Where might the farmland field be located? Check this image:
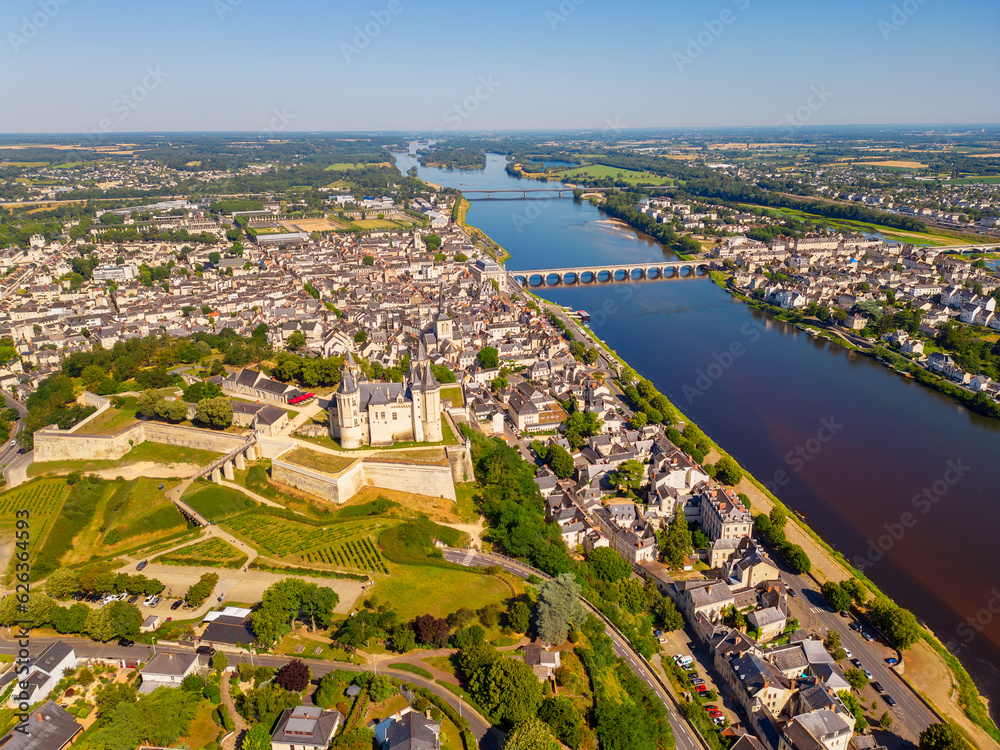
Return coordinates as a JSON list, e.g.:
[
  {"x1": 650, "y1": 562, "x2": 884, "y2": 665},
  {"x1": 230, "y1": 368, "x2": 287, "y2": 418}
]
[
  {"x1": 155, "y1": 537, "x2": 248, "y2": 569},
  {"x1": 556, "y1": 163, "x2": 672, "y2": 185},
  {"x1": 351, "y1": 219, "x2": 400, "y2": 230},
  {"x1": 224, "y1": 511, "x2": 393, "y2": 572},
  {"x1": 0, "y1": 479, "x2": 69, "y2": 582}
]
